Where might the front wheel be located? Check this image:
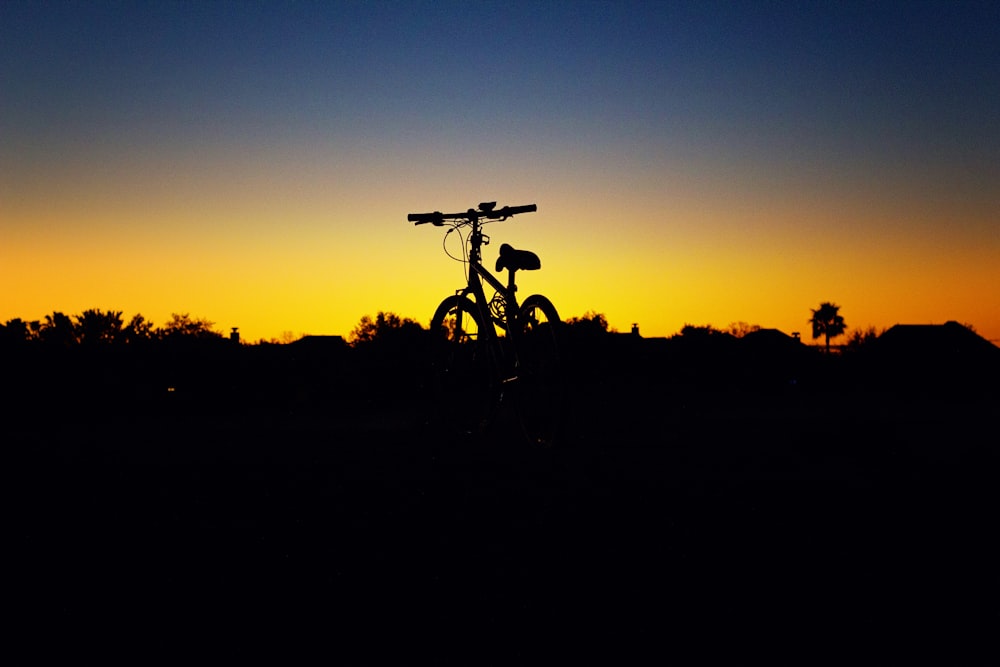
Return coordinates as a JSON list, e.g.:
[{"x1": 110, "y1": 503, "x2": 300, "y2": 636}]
[
  {"x1": 428, "y1": 296, "x2": 495, "y2": 437},
  {"x1": 511, "y1": 294, "x2": 564, "y2": 446}
]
